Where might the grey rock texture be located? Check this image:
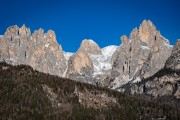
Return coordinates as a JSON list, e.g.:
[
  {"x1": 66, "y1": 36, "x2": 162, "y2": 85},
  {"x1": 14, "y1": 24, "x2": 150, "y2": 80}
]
[
  {"x1": 66, "y1": 40, "x2": 96, "y2": 84},
  {"x1": 0, "y1": 25, "x2": 67, "y2": 76},
  {"x1": 0, "y1": 20, "x2": 178, "y2": 96},
  {"x1": 121, "y1": 39, "x2": 180, "y2": 98},
  {"x1": 80, "y1": 39, "x2": 102, "y2": 55},
  {"x1": 129, "y1": 73, "x2": 179, "y2": 97},
  {"x1": 165, "y1": 40, "x2": 180, "y2": 70},
  {"x1": 66, "y1": 40, "x2": 118, "y2": 85},
  {"x1": 108, "y1": 20, "x2": 172, "y2": 89},
  {"x1": 90, "y1": 45, "x2": 118, "y2": 86}
]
